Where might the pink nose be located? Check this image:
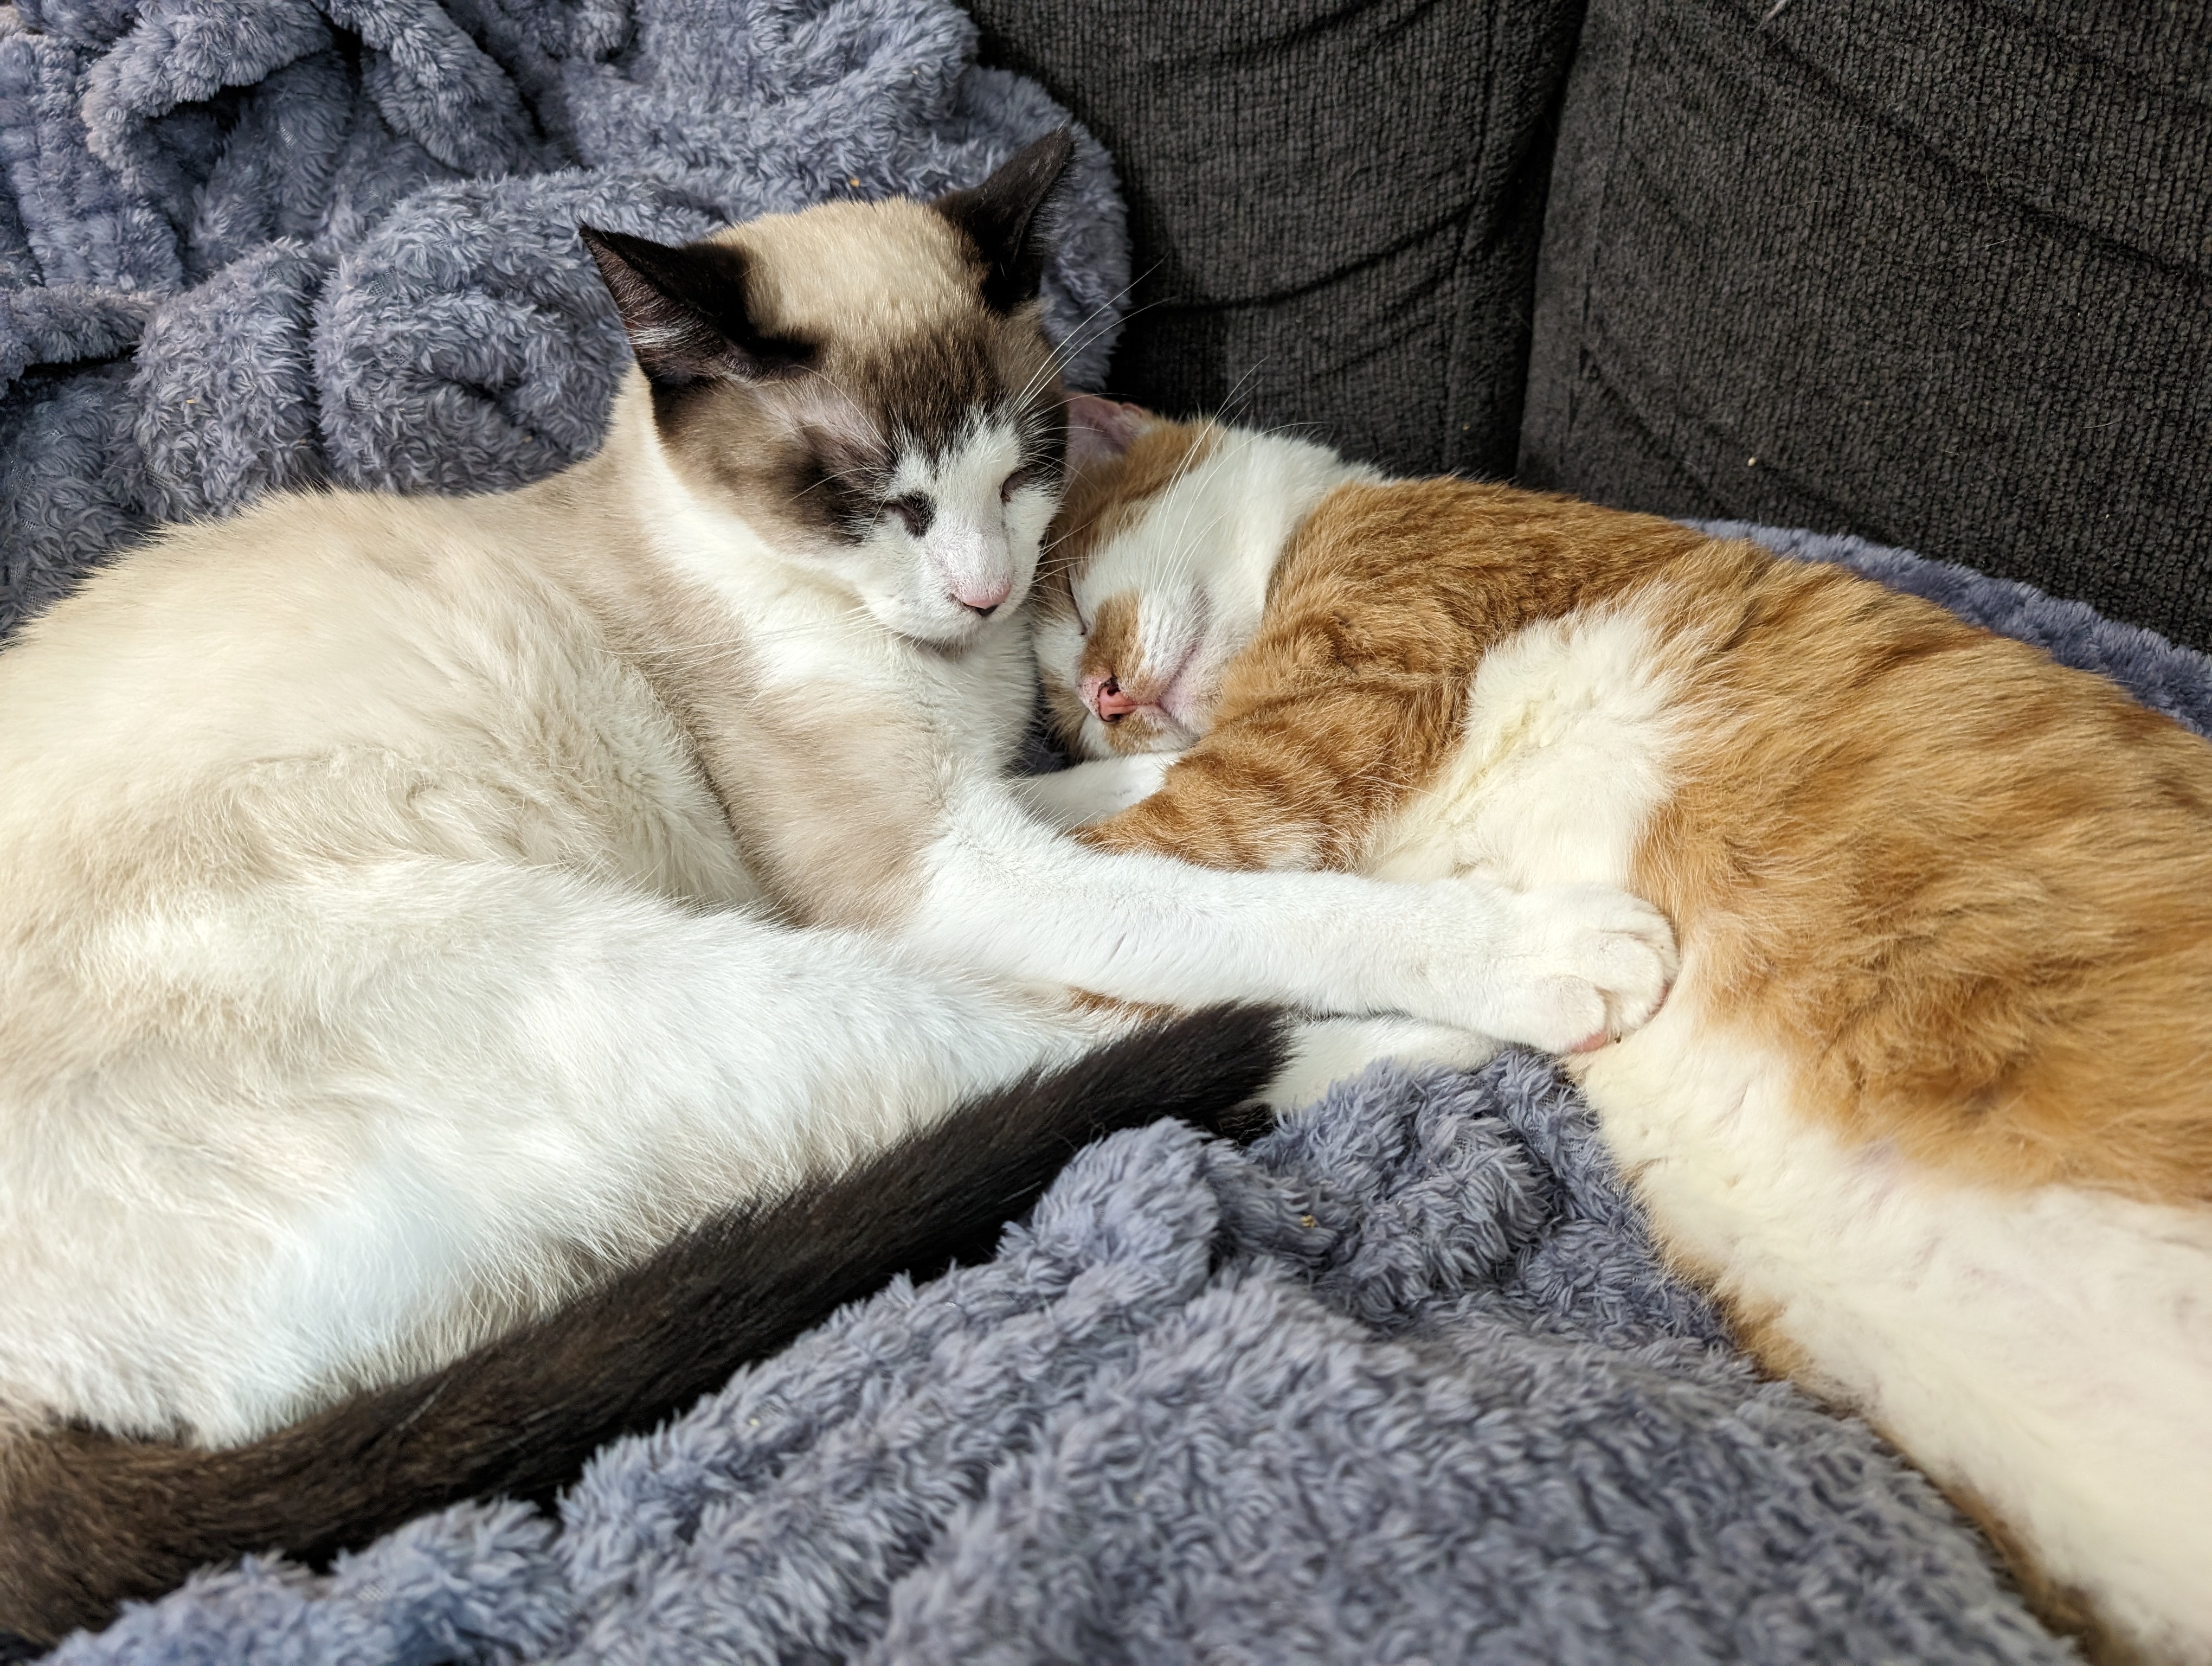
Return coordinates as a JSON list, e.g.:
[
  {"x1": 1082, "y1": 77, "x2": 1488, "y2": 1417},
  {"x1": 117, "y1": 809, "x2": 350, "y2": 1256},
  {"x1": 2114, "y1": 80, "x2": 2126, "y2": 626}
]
[
  {"x1": 954, "y1": 574, "x2": 1013, "y2": 613},
  {"x1": 1084, "y1": 674, "x2": 1142, "y2": 722}
]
